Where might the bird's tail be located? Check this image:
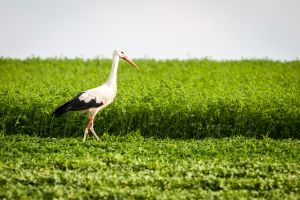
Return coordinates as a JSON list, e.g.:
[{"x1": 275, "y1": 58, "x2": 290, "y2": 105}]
[{"x1": 53, "y1": 101, "x2": 72, "y2": 117}]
